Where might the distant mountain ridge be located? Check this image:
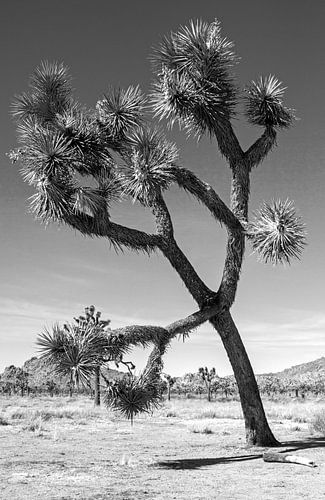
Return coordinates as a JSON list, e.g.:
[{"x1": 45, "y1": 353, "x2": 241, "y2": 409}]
[{"x1": 266, "y1": 357, "x2": 325, "y2": 378}]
